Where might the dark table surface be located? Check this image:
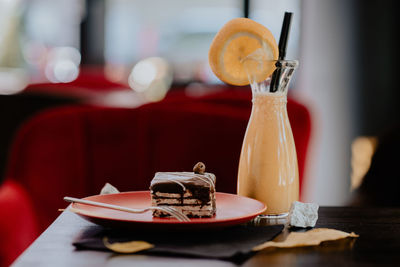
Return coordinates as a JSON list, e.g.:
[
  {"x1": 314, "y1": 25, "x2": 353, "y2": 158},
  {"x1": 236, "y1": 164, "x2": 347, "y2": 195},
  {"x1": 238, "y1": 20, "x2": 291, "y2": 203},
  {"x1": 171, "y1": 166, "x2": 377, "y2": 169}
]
[{"x1": 11, "y1": 206, "x2": 400, "y2": 266}]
